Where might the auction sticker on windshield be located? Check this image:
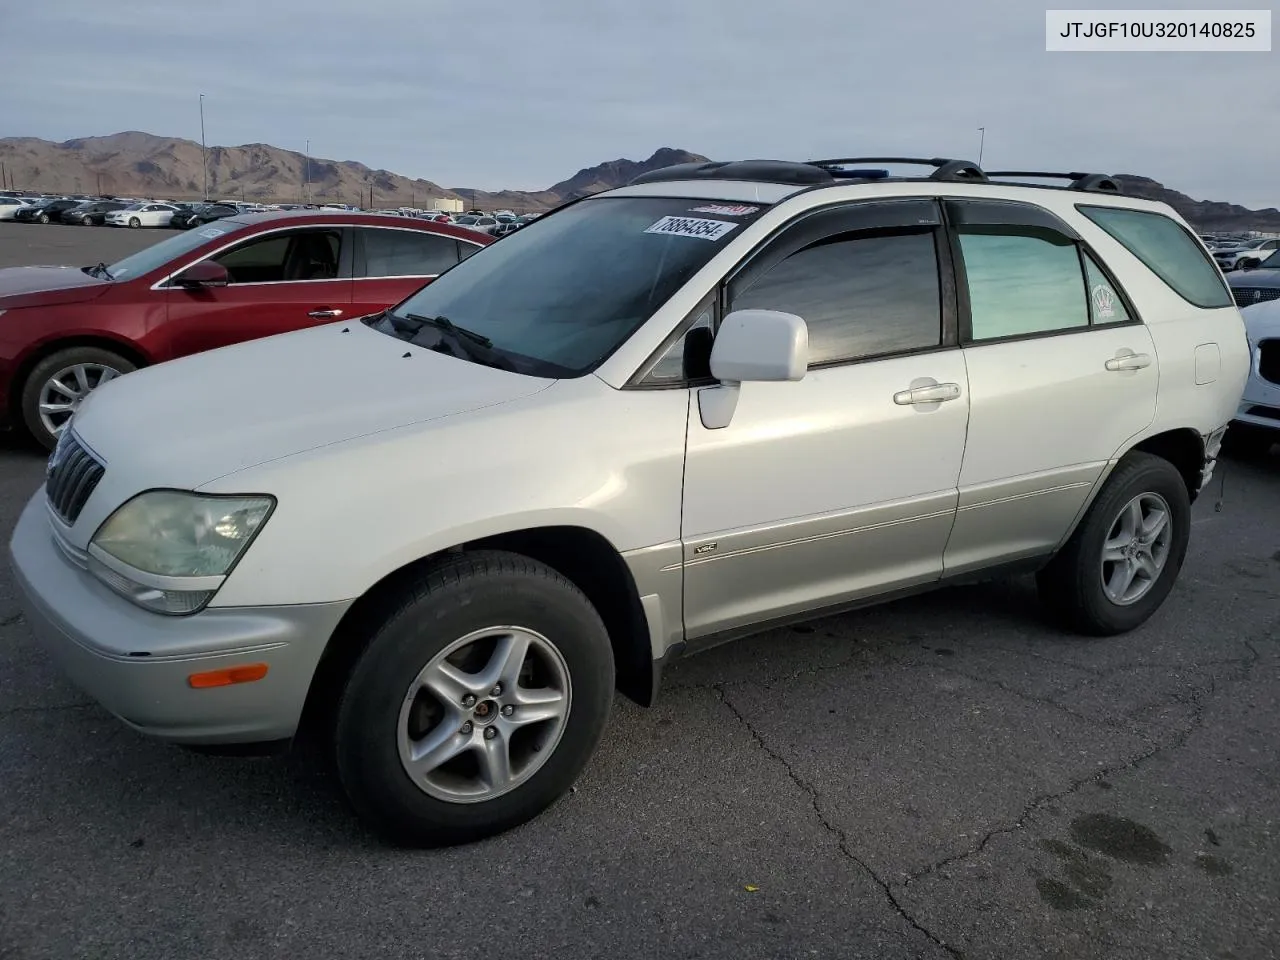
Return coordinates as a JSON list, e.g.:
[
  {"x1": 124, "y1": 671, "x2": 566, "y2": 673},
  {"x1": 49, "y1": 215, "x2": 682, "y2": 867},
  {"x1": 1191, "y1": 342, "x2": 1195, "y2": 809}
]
[
  {"x1": 689, "y1": 204, "x2": 759, "y2": 216},
  {"x1": 645, "y1": 216, "x2": 739, "y2": 241}
]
